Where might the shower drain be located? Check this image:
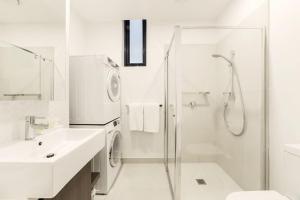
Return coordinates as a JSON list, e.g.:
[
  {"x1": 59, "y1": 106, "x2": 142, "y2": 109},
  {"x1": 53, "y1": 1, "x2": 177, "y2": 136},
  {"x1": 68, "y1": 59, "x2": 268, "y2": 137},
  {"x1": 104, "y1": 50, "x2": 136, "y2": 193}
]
[{"x1": 196, "y1": 179, "x2": 207, "y2": 185}]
